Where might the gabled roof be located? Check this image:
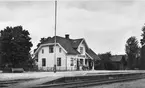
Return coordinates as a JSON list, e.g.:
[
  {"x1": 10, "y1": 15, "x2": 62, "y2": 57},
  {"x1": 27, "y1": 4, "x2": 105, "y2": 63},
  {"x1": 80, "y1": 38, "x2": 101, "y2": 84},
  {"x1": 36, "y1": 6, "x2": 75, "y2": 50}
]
[
  {"x1": 86, "y1": 48, "x2": 101, "y2": 60},
  {"x1": 34, "y1": 35, "x2": 99, "y2": 60},
  {"x1": 70, "y1": 39, "x2": 83, "y2": 48},
  {"x1": 42, "y1": 36, "x2": 81, "y2": 55}
]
